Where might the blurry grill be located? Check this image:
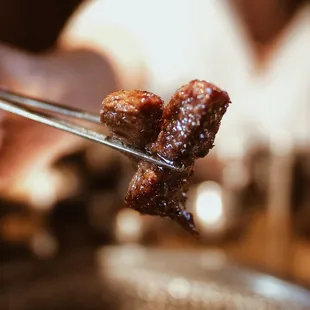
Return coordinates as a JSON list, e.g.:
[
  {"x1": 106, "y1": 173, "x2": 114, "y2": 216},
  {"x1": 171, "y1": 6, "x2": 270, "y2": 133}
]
[
  {"x1": 101, "y1": 246, "x2": 310, "y2": 310},
  {"x1": 1, "y1": 246, "x2": 309, "y2": 310}
]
